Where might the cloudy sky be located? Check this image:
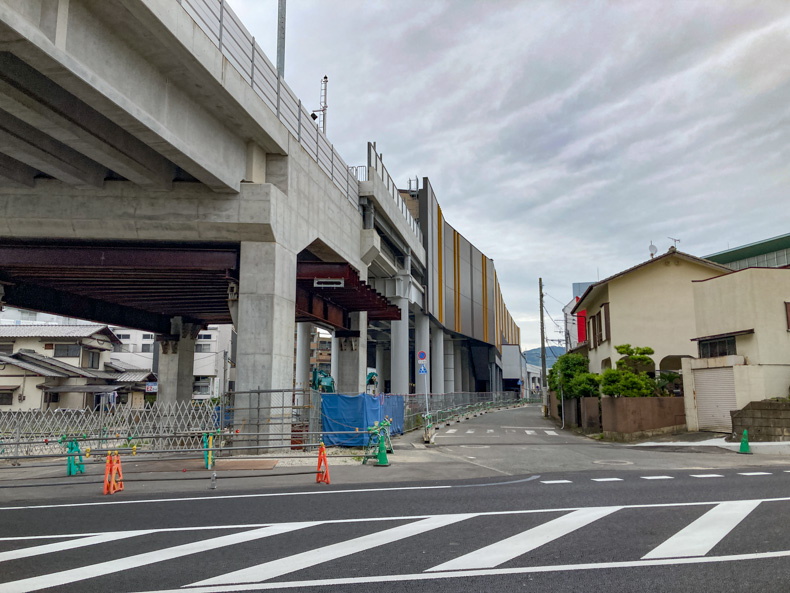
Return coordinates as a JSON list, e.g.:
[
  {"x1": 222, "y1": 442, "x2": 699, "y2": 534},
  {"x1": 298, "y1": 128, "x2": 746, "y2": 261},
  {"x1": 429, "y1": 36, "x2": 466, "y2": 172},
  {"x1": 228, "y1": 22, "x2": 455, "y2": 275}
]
[{"x1": 229, "y1": 0, "x2": 790, "y2": 351}]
